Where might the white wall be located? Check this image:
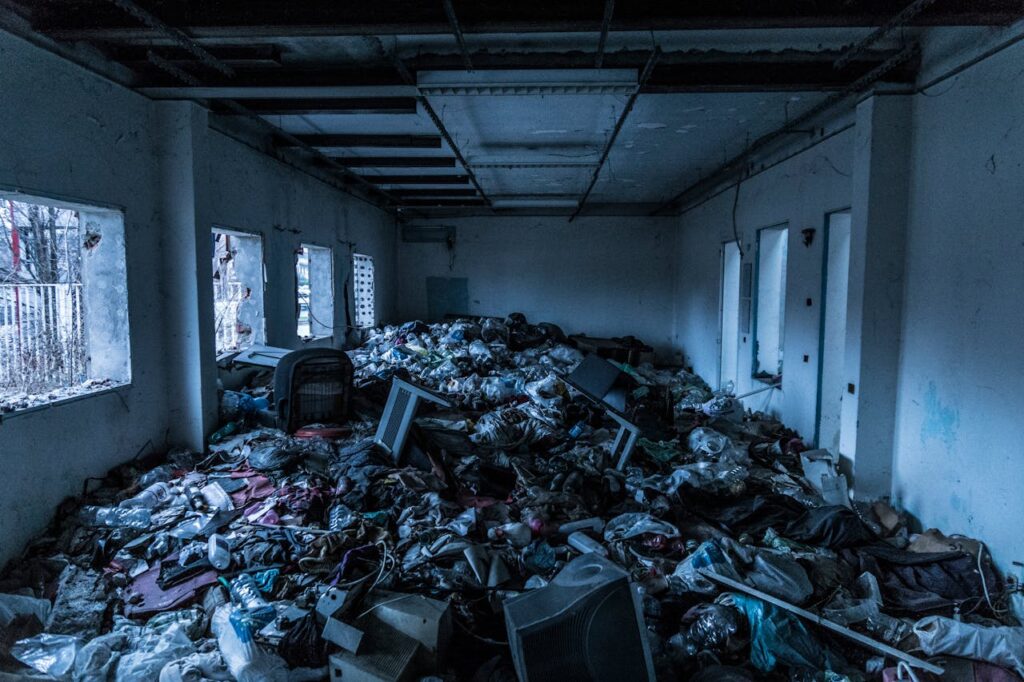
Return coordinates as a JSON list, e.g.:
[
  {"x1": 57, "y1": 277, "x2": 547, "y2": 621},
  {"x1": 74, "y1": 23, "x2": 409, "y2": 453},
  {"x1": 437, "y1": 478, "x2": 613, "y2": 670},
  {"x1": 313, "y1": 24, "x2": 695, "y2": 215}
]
[
  {"x1": 0, "y1": 30, "x2": 397, "y2": 566},
  {"x1": 397, "y1": 216, "x2": 678, "y2": 357},
  {"x1": 890, "y1": 34, "x2": 1024, "y2": 573},
  {"x1": 673, "y1": 129, "x2": 854, "y2": 438}
]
